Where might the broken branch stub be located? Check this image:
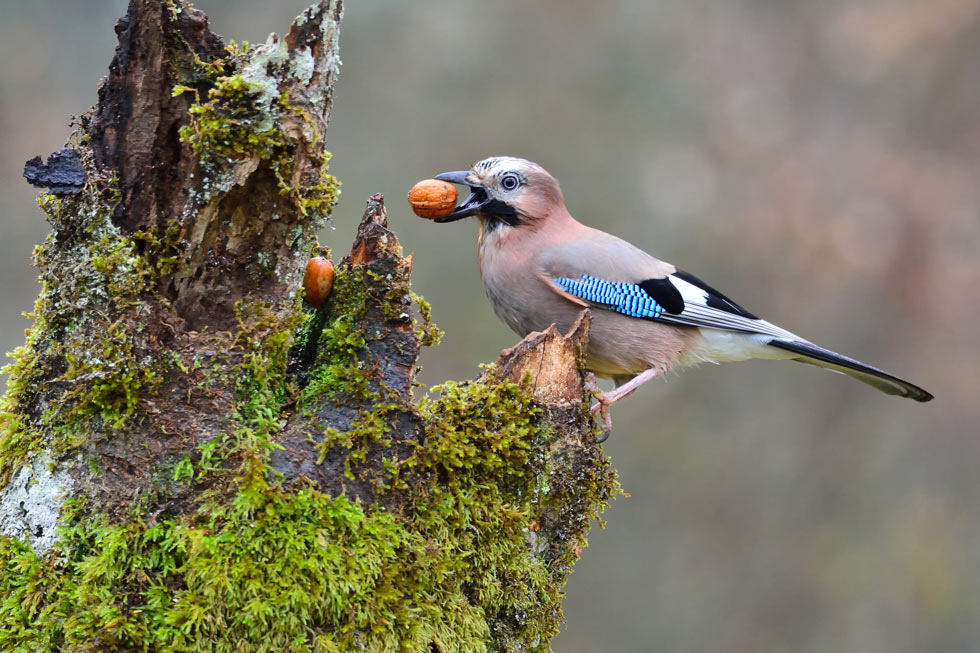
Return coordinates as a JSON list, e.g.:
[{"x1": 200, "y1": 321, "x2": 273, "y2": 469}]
[{"x1": 491, "y1": 310, "x2": 592, "y2": 406}]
